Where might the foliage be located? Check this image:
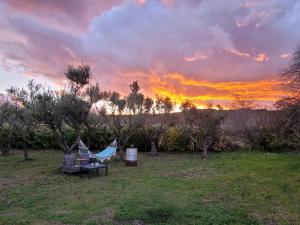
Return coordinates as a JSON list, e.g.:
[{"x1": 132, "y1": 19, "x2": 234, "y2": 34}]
[
  {"x1": 107, "y1": 87, "x2": 139, "y2": 153},
  {"x1": 127, "y1": 128, "x2": 151, "y2": 151},
  {"x1": 7, "y1": 65, "x2": 104, "y2": 154},
  {"x1": 181, "y1": 100, "x2": 225, "y2": 158},
  {"x1": 2, "y1": 60, "x2": 300, "y2": 156},
  {"x1": 0, "y1": 96, "x2": 14, "y2": 155},
  {"x1": 141, "y1": 96, "x2": 175, "y2": 154},
  {"x1": 83, "y1": 107, "x2": 107, "y2": 149},
  {"x1": 27, "y1": 126, "x2": 57, "y2": 149},
  {"x1": 160, "y1": 126, "x2": 190, "y2": 151}
]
